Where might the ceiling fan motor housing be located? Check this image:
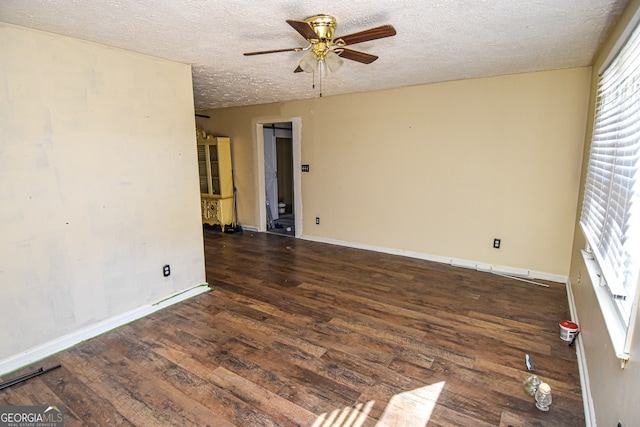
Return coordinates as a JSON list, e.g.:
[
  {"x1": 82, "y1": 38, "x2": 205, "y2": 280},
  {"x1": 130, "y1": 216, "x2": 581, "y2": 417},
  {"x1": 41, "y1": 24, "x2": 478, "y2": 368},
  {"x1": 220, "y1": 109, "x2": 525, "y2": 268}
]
[{"x1": 305, "y1": 15, "x2": 337, "y2": 41}]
